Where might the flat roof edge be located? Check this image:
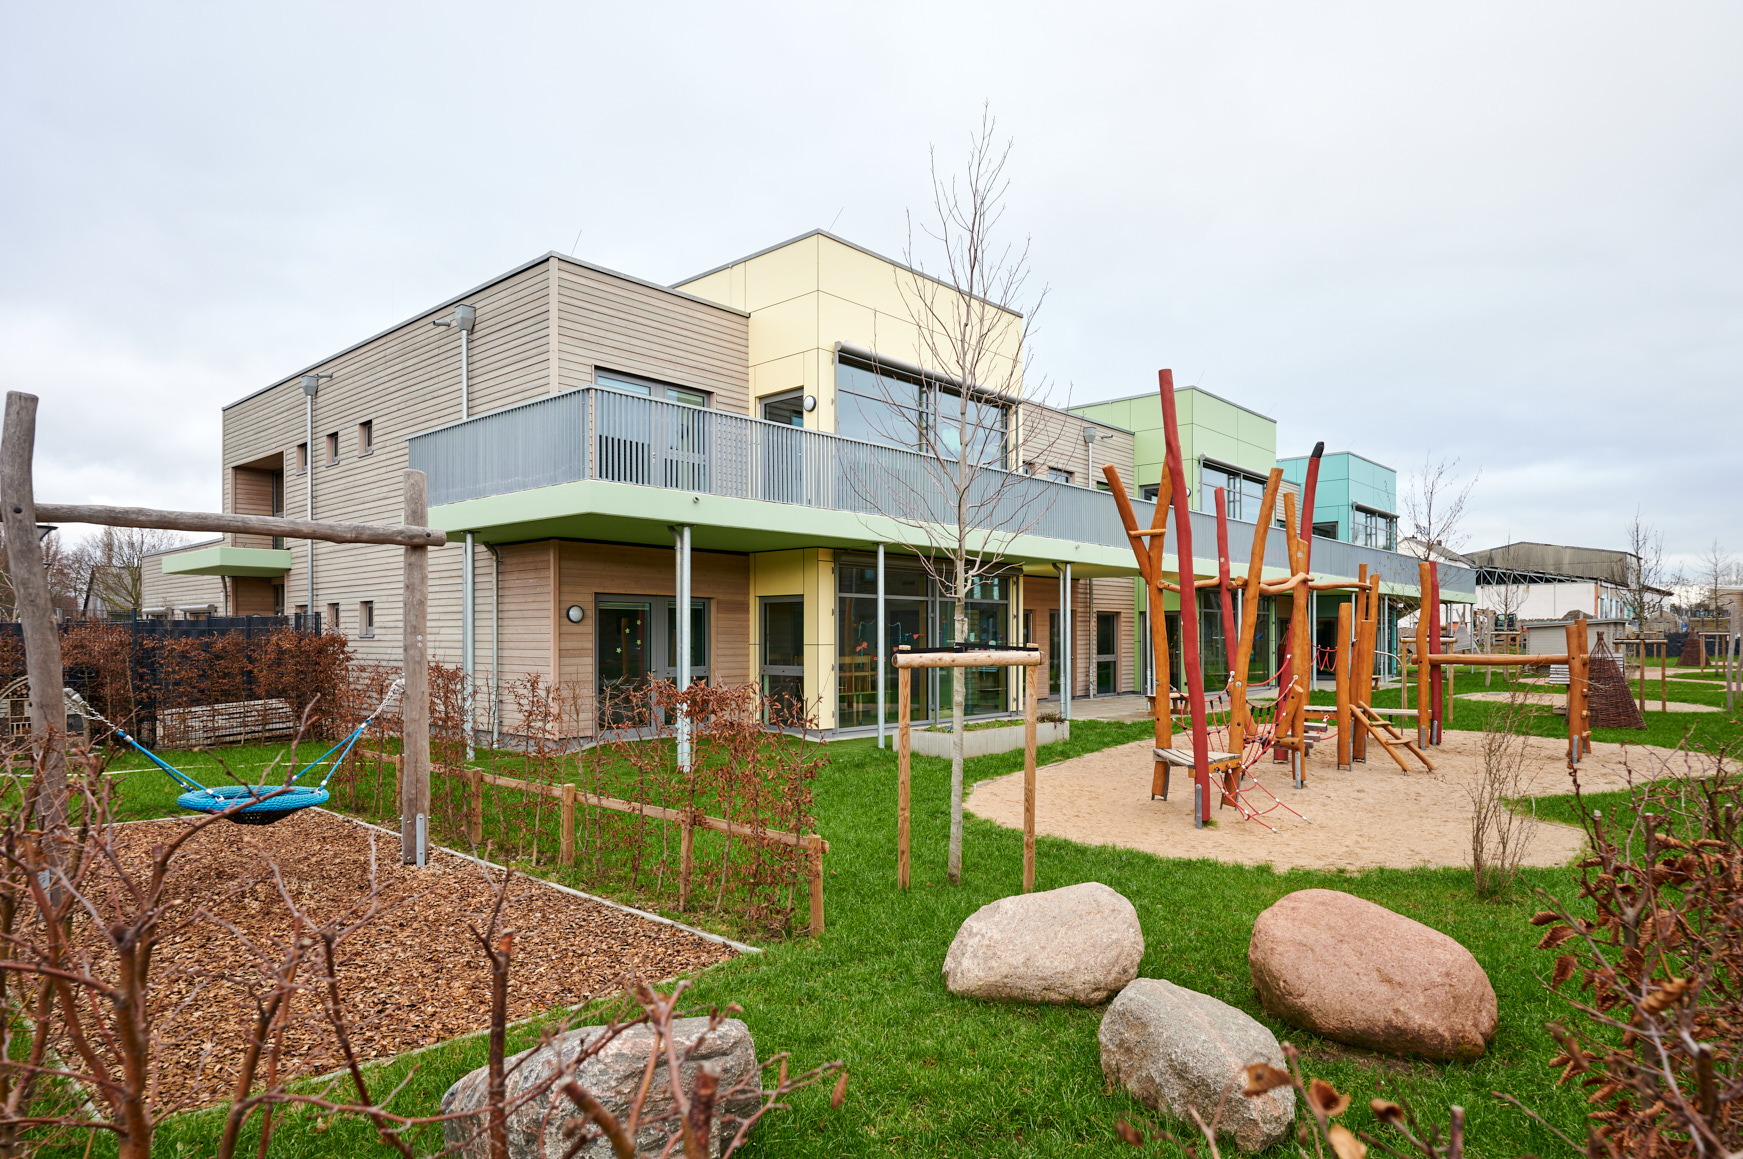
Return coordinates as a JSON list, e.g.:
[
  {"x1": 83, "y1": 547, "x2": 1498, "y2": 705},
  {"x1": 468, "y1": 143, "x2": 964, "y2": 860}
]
[
  {"x1": 1070, "y1": 385, "x2": 1275, "y2": 423},
  {"x1": 673, "y1": 229, "x2": 1024, "y2": 320},
  {"x1": 224, "y1": 252, "x2": 750, "y2": 412}
]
